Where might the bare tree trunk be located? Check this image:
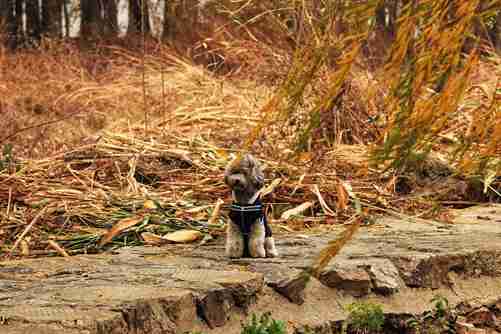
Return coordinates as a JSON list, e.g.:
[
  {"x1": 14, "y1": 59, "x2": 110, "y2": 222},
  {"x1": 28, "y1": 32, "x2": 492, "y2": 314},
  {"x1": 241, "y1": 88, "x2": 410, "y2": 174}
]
[
  {"x1": 63, "y1": 0, "x2": 70, "y2": 37},
  {"x1": 163, "y1": 0, "x2": 178, "y2": 38},
  {"x1": 15, "y1": 0, "x2": 23, "y2": 40},
  {"x1": 1, "y1": 0, "x2": 18, "y2": 48},
  {"x1": 103, "y1": 0, "x2": 118, "y2": 35},
  {"x1": 0, "y1": 1, "x2": 8, "y2": 23},
  {"x1": 81, "y1": 0, "x2": 102, "y2": 37},
  {"x1": 376, "y1": 0, "x2": 398, "y2": 40},
  {"x1": 42, "y1": 0, "x2": 62, "y2": 37},
  {"x1": 128, "y1": 0, "x2": 149, "y2": 35},
  {"x1": 25, "y1": 0, "x2": 41, "y2": 43}
]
